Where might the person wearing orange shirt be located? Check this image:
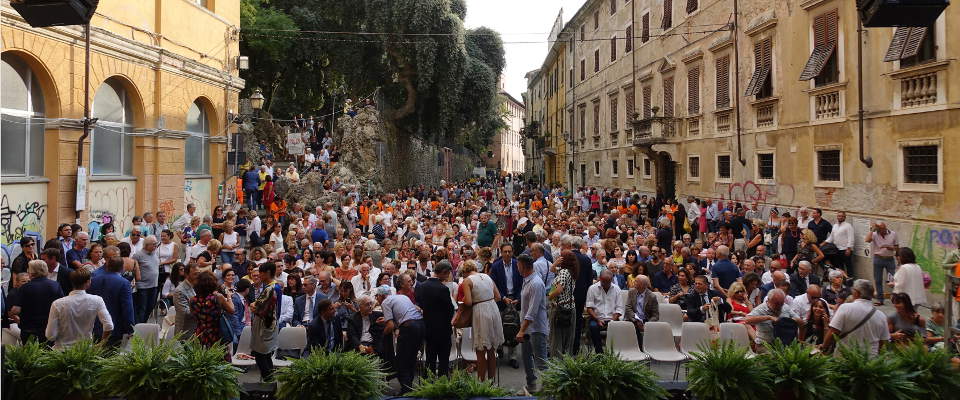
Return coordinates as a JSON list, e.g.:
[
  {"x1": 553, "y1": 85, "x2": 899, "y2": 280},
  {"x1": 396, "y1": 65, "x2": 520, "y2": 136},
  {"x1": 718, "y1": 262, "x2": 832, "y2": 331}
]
[
  {"x1": 270, "y1": 195, "x2": 288, "y2": 224},
  {"x1": 358, "y1": 201, "x2": 371, "y2": 233}
]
